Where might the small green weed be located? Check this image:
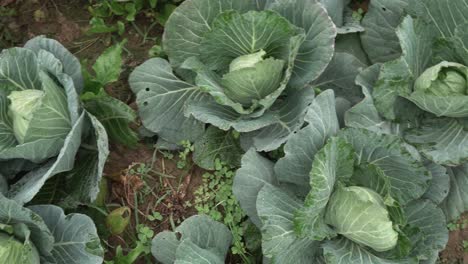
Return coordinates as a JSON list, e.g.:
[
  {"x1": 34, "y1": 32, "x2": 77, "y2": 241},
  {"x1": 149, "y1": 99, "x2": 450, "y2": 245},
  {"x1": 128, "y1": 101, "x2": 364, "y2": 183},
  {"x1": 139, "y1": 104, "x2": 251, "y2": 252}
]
[
  {"x1": 194, "y1": 159, "x2": 250, "y2": 262},
  {"x1": 87, "y1": 0, "x2": 181, "y2": 40},
  {"x1": 105, "y1": 224, "x2": 153, "y2": 264},
  {"x1": 177, "y1": 140, "x2": 194, "y2": 169},
  {"x1": 352, "y1": 8, "x2": 365, "y2": 21},
  {"x1": 147, "y1": 211, "x2": 163, "y2": 222},
  {"x1": 447, "y1": 217, "x2": 468, "y2": 231}
]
